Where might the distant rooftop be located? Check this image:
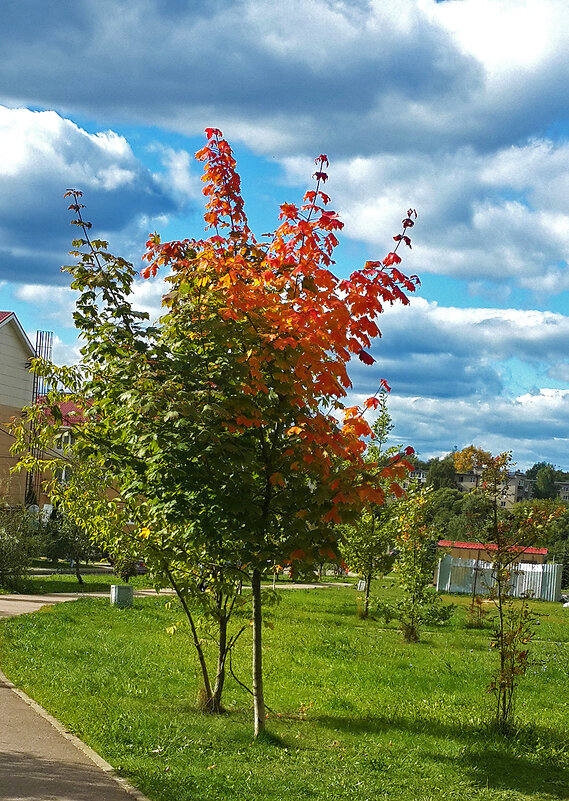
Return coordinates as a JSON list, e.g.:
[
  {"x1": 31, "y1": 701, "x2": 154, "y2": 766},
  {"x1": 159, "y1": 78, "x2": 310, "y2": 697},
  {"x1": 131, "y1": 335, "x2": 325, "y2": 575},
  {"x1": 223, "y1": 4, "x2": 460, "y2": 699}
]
[{"x1": 438, "y1": 539, "x2": 547, "y2": 555}]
